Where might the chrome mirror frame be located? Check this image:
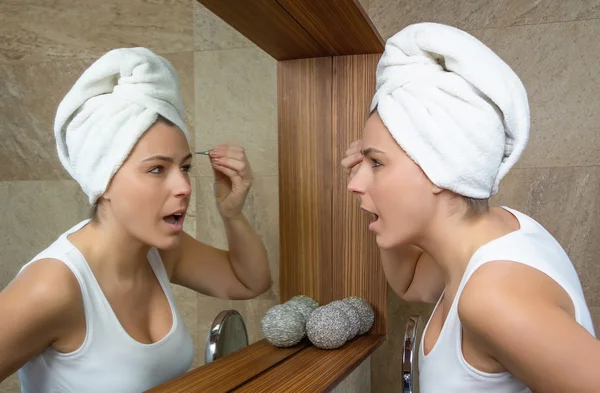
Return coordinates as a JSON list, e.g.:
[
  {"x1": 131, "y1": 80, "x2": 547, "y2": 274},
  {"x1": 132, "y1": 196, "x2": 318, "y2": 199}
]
[
  {"x1": 205, "y1": 309, "x2": 249, "y2": 364},
  {"x1": 402, "y1": 315, "x2": 422, "y2": 393}
]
